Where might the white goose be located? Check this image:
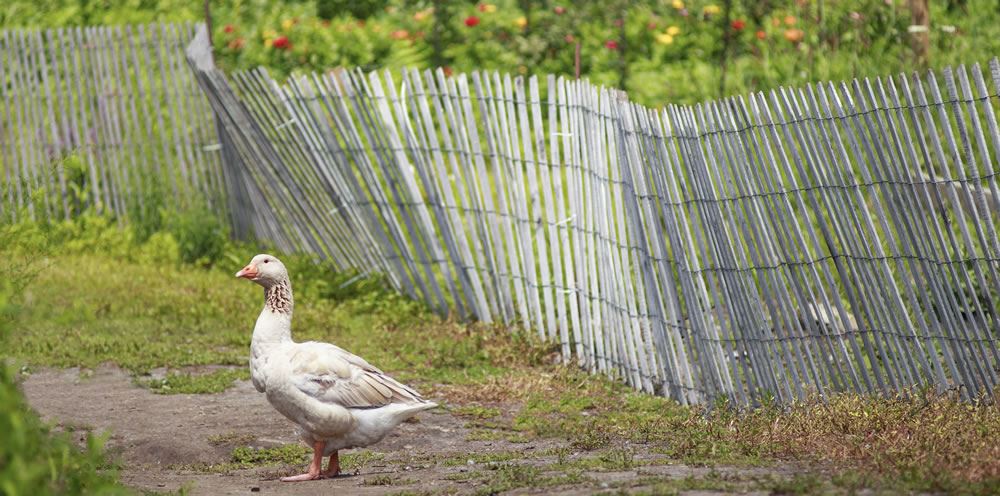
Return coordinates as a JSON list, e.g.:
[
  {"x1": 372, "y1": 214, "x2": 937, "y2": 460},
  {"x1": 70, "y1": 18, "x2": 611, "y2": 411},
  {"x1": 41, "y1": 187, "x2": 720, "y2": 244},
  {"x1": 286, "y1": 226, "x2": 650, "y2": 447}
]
[{"x1": 235, "y1": 254, "x2": 437, "y2": 482}]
